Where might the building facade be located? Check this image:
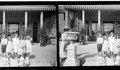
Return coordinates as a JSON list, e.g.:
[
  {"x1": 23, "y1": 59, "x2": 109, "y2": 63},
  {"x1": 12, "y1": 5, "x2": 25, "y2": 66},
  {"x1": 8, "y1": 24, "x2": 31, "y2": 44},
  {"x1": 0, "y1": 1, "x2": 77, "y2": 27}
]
[
  {"x1": 59, "y1": 5, "x2": 120, "y2": 40},
  {"x1": 0, "y1": 5, "x2": 56, "y2": 43}
]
